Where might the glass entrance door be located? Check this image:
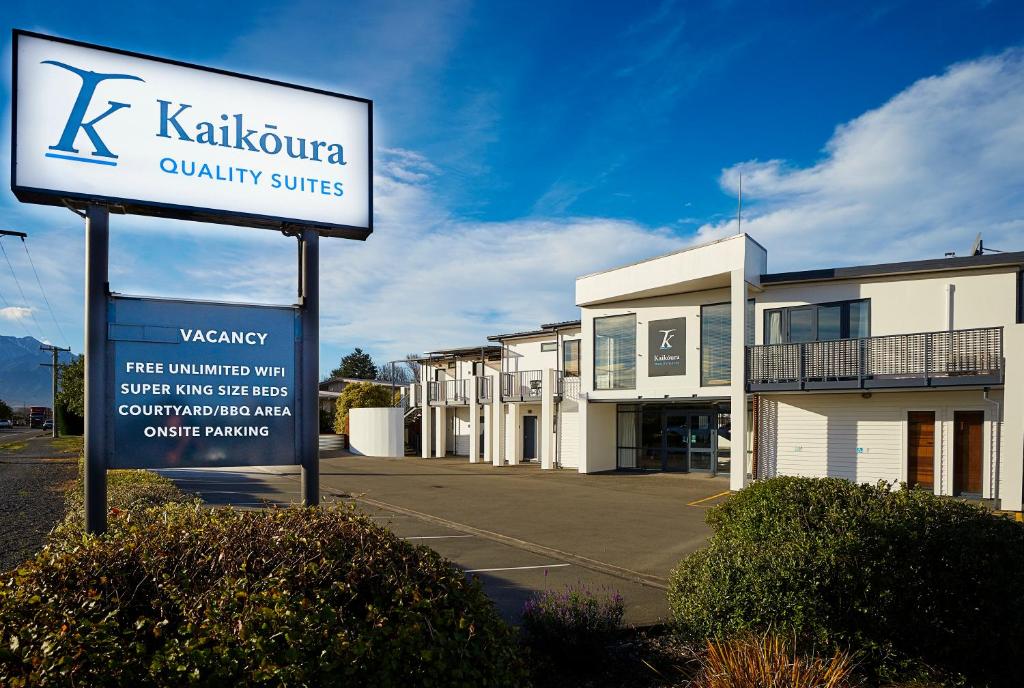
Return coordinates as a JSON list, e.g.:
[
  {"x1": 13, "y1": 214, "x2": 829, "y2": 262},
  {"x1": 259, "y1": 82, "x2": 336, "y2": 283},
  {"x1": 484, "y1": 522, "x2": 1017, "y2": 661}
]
[
  {"x1": 687, "y1": 413, "x2": 714, "y2": 472},
  {"x1": 664, "y1": 413, "x2": 689, "y2": 471}
]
